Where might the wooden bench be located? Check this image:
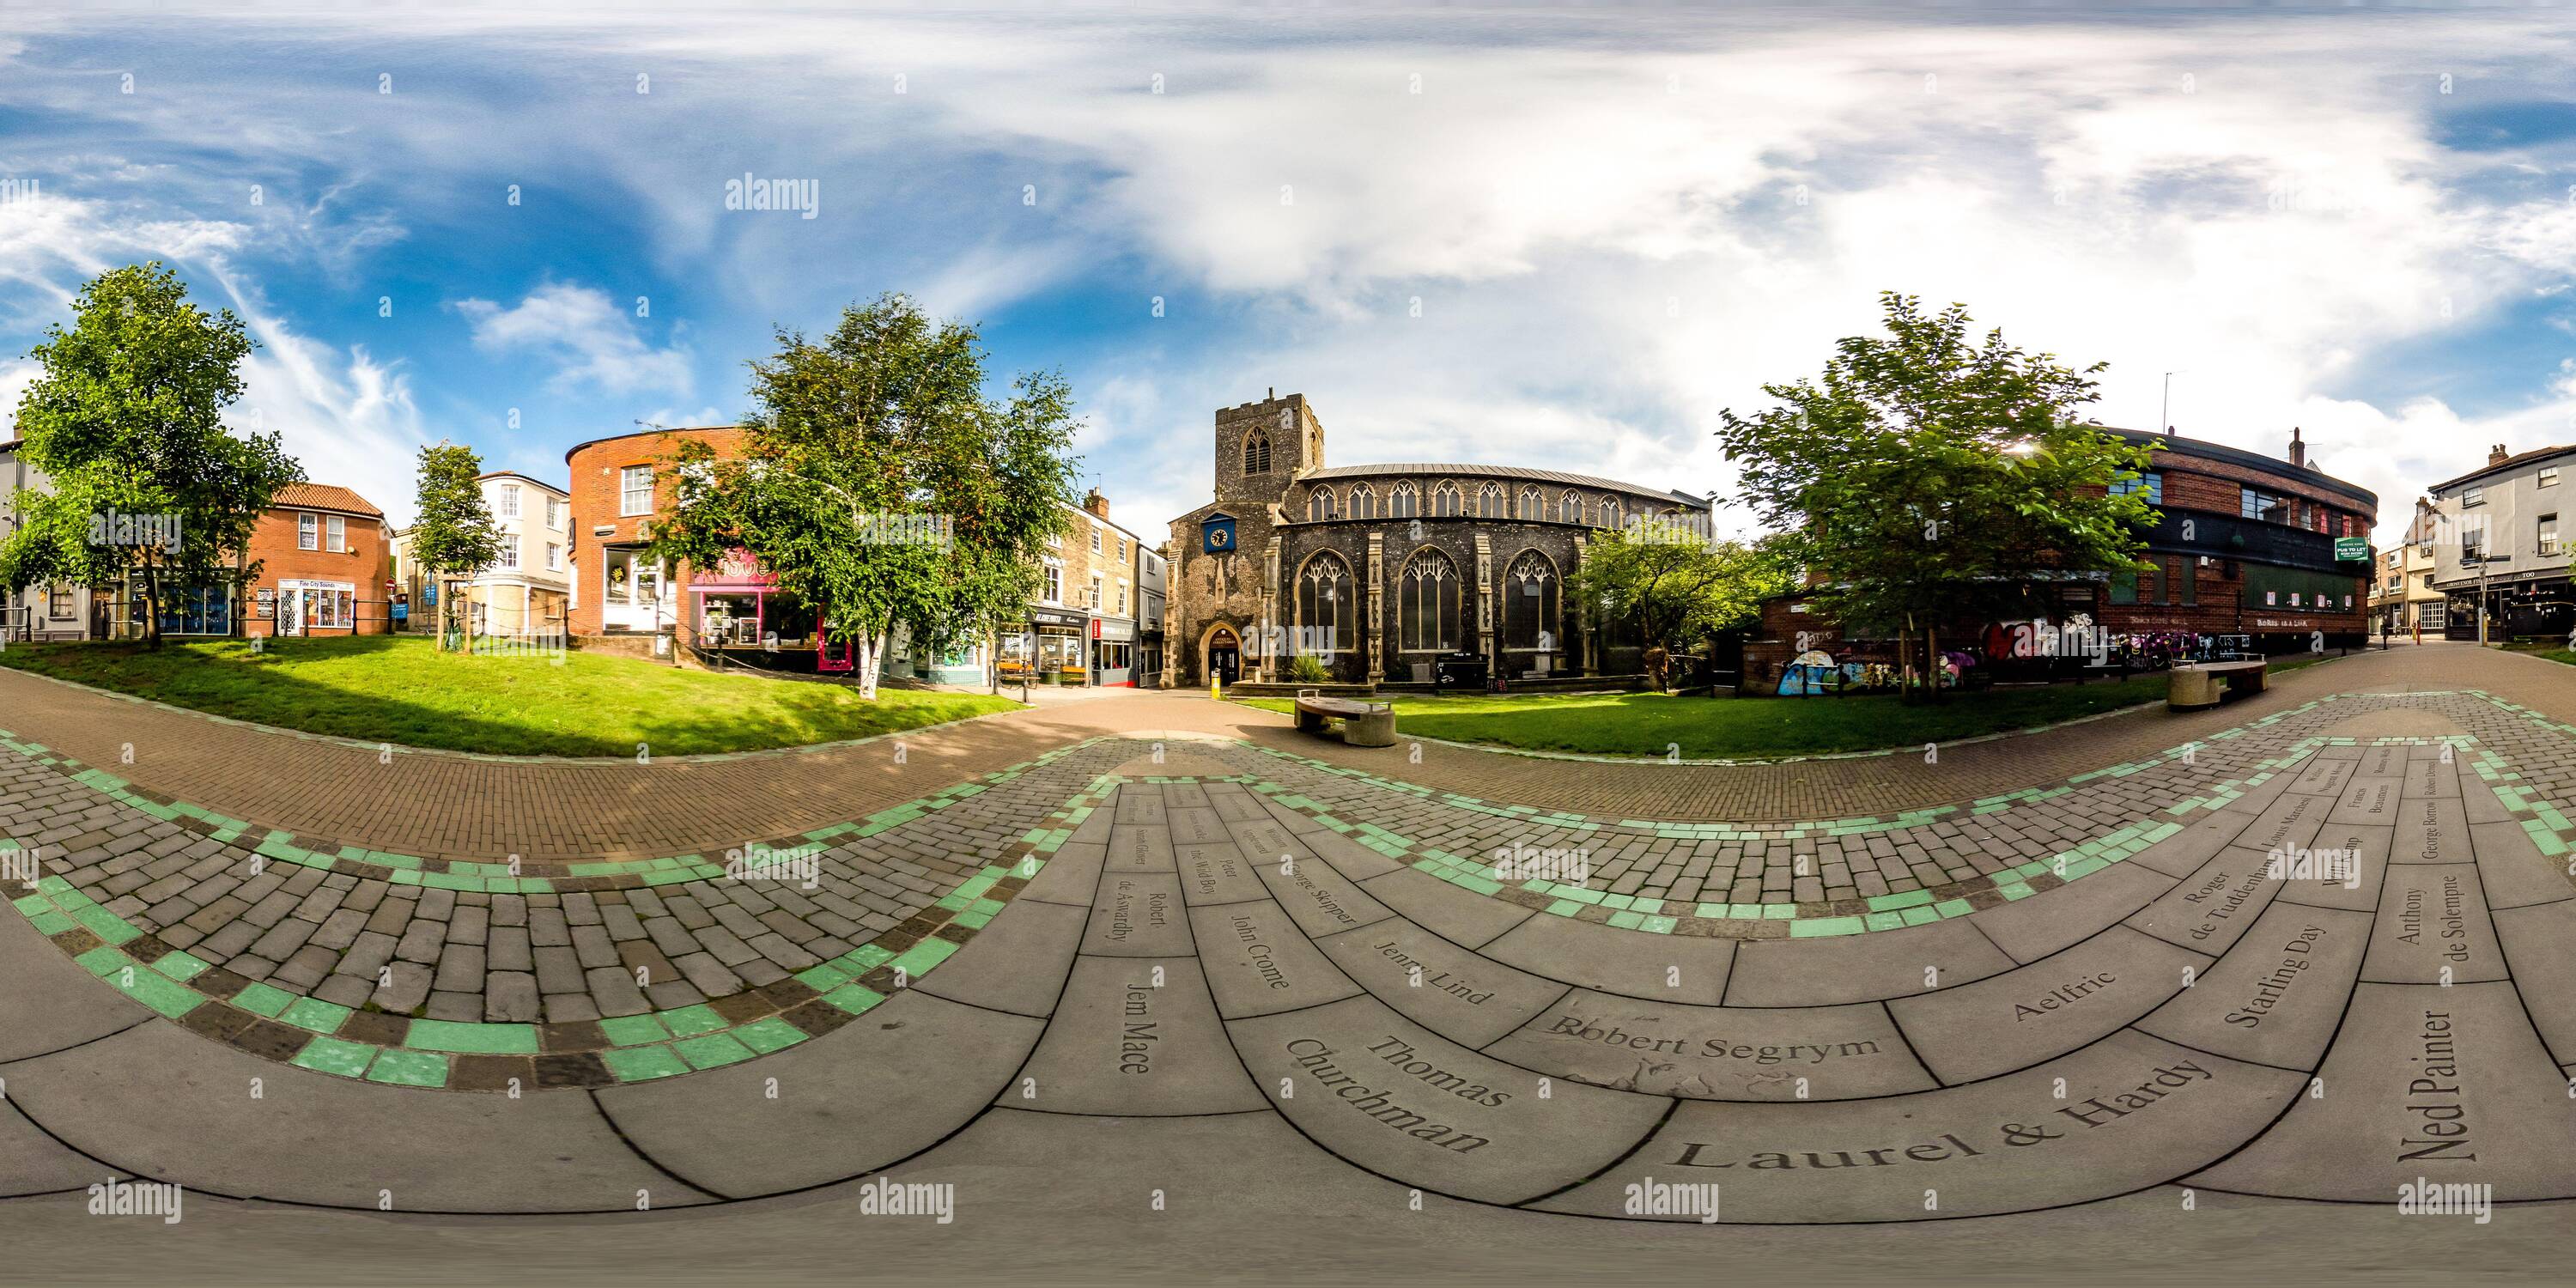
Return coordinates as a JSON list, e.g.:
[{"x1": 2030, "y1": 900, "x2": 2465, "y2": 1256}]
[
  {"x1": 1294, "y1": 691, "x2": 1397, "y2": 747},
  {"x1": 2167, "y1": 659, "x2": 2267, "y2": 712}
]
